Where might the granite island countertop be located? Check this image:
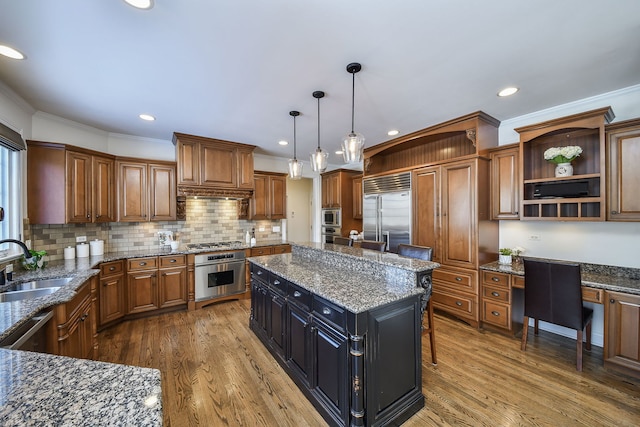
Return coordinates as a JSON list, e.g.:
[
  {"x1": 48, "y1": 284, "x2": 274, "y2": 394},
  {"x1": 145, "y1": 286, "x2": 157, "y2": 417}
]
[
  {"x1": 249, "y1": 242, "x2": 440, "y2": 313},
  {"x1": 480, "y1": 258, "x2": 640, "y2": 296}
]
